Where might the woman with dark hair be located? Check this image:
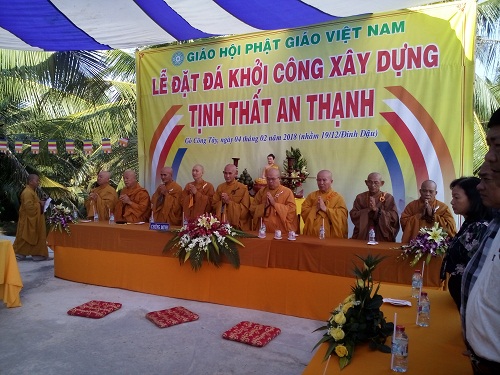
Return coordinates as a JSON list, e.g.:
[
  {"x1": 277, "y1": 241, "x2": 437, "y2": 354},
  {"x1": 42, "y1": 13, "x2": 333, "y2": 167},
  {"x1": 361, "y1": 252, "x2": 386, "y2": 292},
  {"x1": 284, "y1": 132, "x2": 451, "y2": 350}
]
[{"x1": 440, "y1": 177, "x2": 493, "y2": 309}]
